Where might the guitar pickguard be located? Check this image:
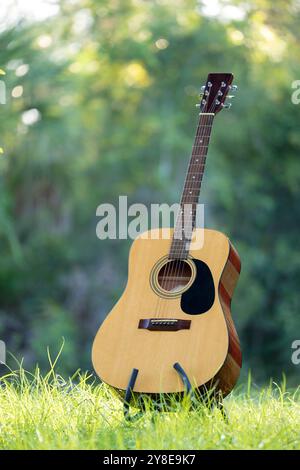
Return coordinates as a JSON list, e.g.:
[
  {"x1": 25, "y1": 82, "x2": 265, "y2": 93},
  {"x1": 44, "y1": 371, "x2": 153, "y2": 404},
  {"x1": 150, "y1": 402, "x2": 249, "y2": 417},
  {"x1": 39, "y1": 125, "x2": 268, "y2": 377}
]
[{"x1": 180, "y1": 258, "x2": 215, "y2": 314}]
